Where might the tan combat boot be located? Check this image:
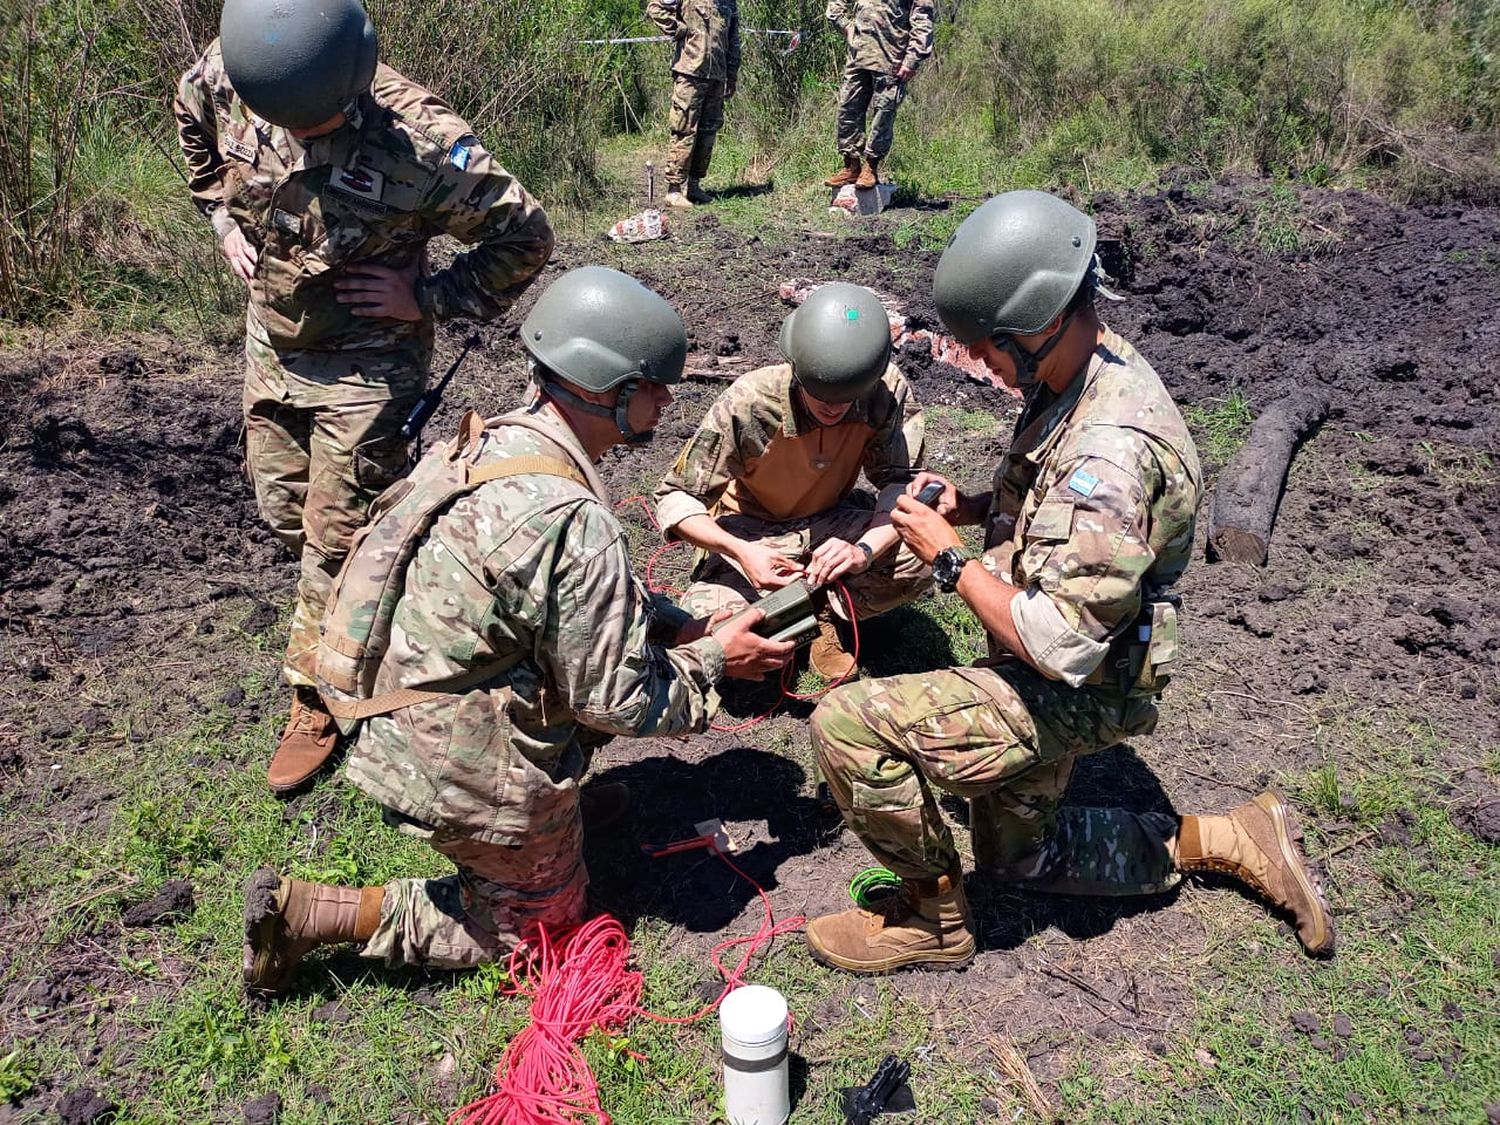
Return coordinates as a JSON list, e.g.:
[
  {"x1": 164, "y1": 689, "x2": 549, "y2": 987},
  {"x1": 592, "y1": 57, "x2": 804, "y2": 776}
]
[
  {"x1": 806, "y1": 866, "x2": 975, "y2": 973},
  {"x1": 1175, "y1": 790, "x2": 1336, "y2": 956},
  {"x1": 686, "y1": 179, "x2": 712, "y2": 204},
  {"x1": 824, "y1": 156, "x2": 861, "y2": 188},
  {"x1": 855, "y1": 157, "x2": 880, "y2": 189},
  {"x1": 809, "y1": 610, "x2": 858, "y2": 681},
  {"x1": 242, "y1": 867, "x2": 385, "y2": 994},
  {"x1": 267, "y1": 687, "x2": 340, "y2": 795},
  {"x1": 663, "y1": 184, "x2": 692, "y2": 209}
]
